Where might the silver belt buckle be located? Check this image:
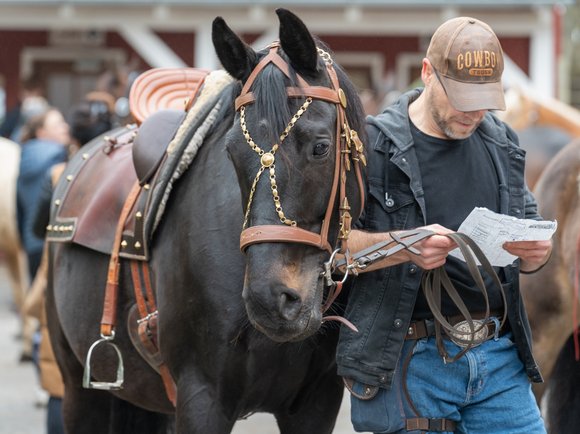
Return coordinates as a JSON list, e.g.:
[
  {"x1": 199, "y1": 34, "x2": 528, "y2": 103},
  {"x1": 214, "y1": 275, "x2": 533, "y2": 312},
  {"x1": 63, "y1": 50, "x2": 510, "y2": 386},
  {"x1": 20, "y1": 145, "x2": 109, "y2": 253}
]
[{"x1": 448, "y1": 319, "x2": 488, "y2": 348}]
